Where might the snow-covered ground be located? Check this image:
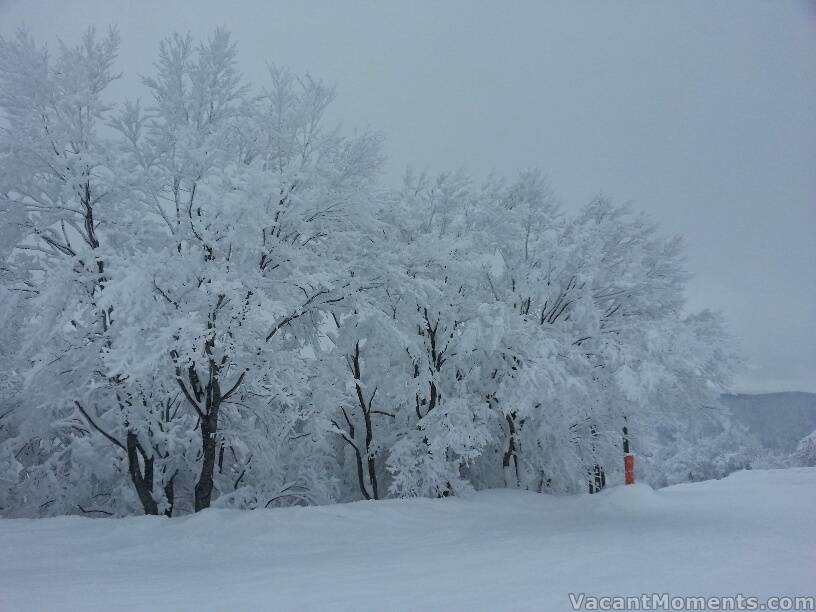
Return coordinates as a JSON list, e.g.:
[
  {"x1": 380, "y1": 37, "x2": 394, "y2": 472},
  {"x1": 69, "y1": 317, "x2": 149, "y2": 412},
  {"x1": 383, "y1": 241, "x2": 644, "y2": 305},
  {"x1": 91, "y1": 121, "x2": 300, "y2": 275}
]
[{"x1": 2, "y1": 468, "x2": 814, "y2": 611}]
